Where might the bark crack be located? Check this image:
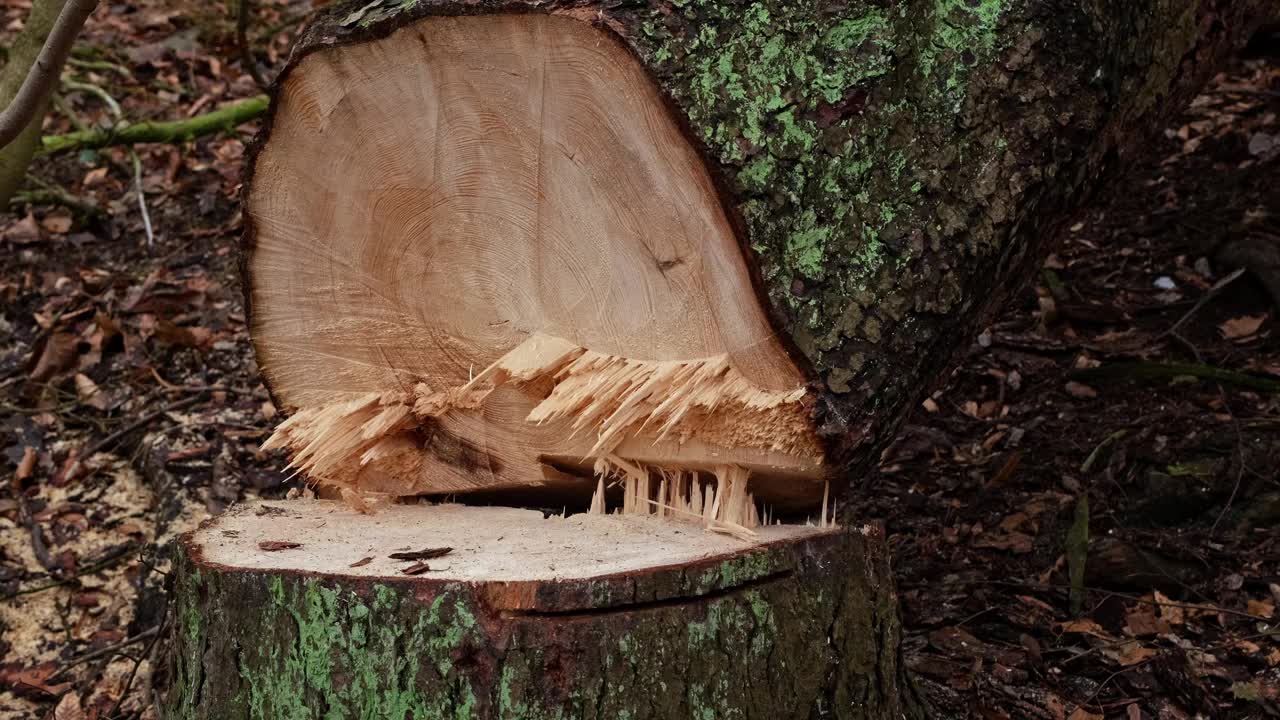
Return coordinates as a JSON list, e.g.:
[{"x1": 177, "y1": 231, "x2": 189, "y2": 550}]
[{"x1": 498, "y1": 569, "x2": 793, "y2": 619}]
